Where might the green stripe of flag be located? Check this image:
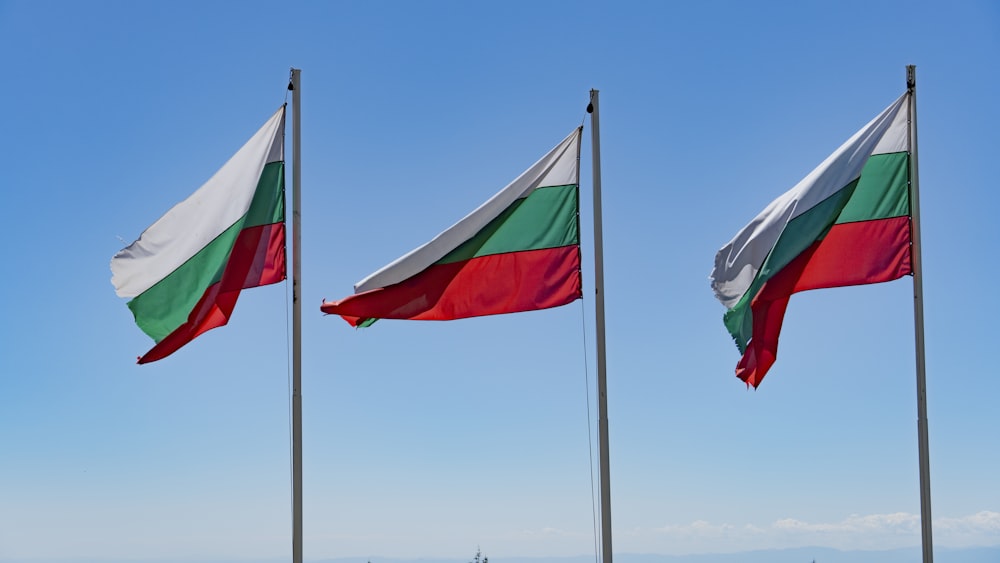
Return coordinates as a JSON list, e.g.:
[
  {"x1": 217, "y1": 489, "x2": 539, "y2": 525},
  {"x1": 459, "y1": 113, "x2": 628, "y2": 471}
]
[
  {"x1": 836, "y1": 152, "x2": 909, "y2": 224},
  {"x1": 439, "y1": 184, "x2": 578, "y2": 264}
]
